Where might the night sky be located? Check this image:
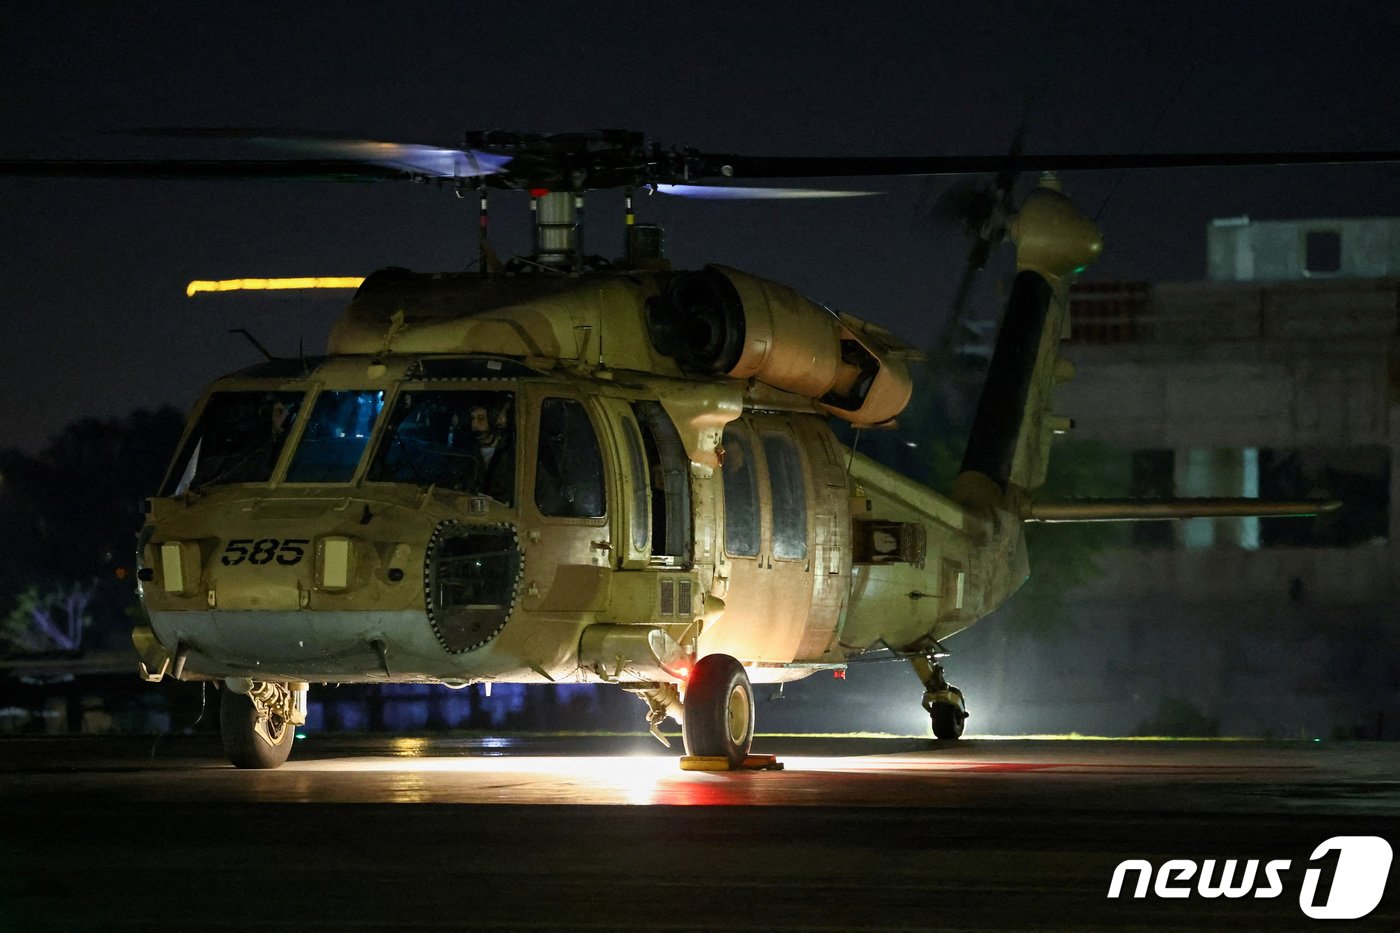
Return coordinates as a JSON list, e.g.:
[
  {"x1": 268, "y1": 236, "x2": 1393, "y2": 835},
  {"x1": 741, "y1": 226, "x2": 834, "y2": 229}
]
[{"x1": 2, "y1": 1, "x2": 1397, "y2": 453}]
